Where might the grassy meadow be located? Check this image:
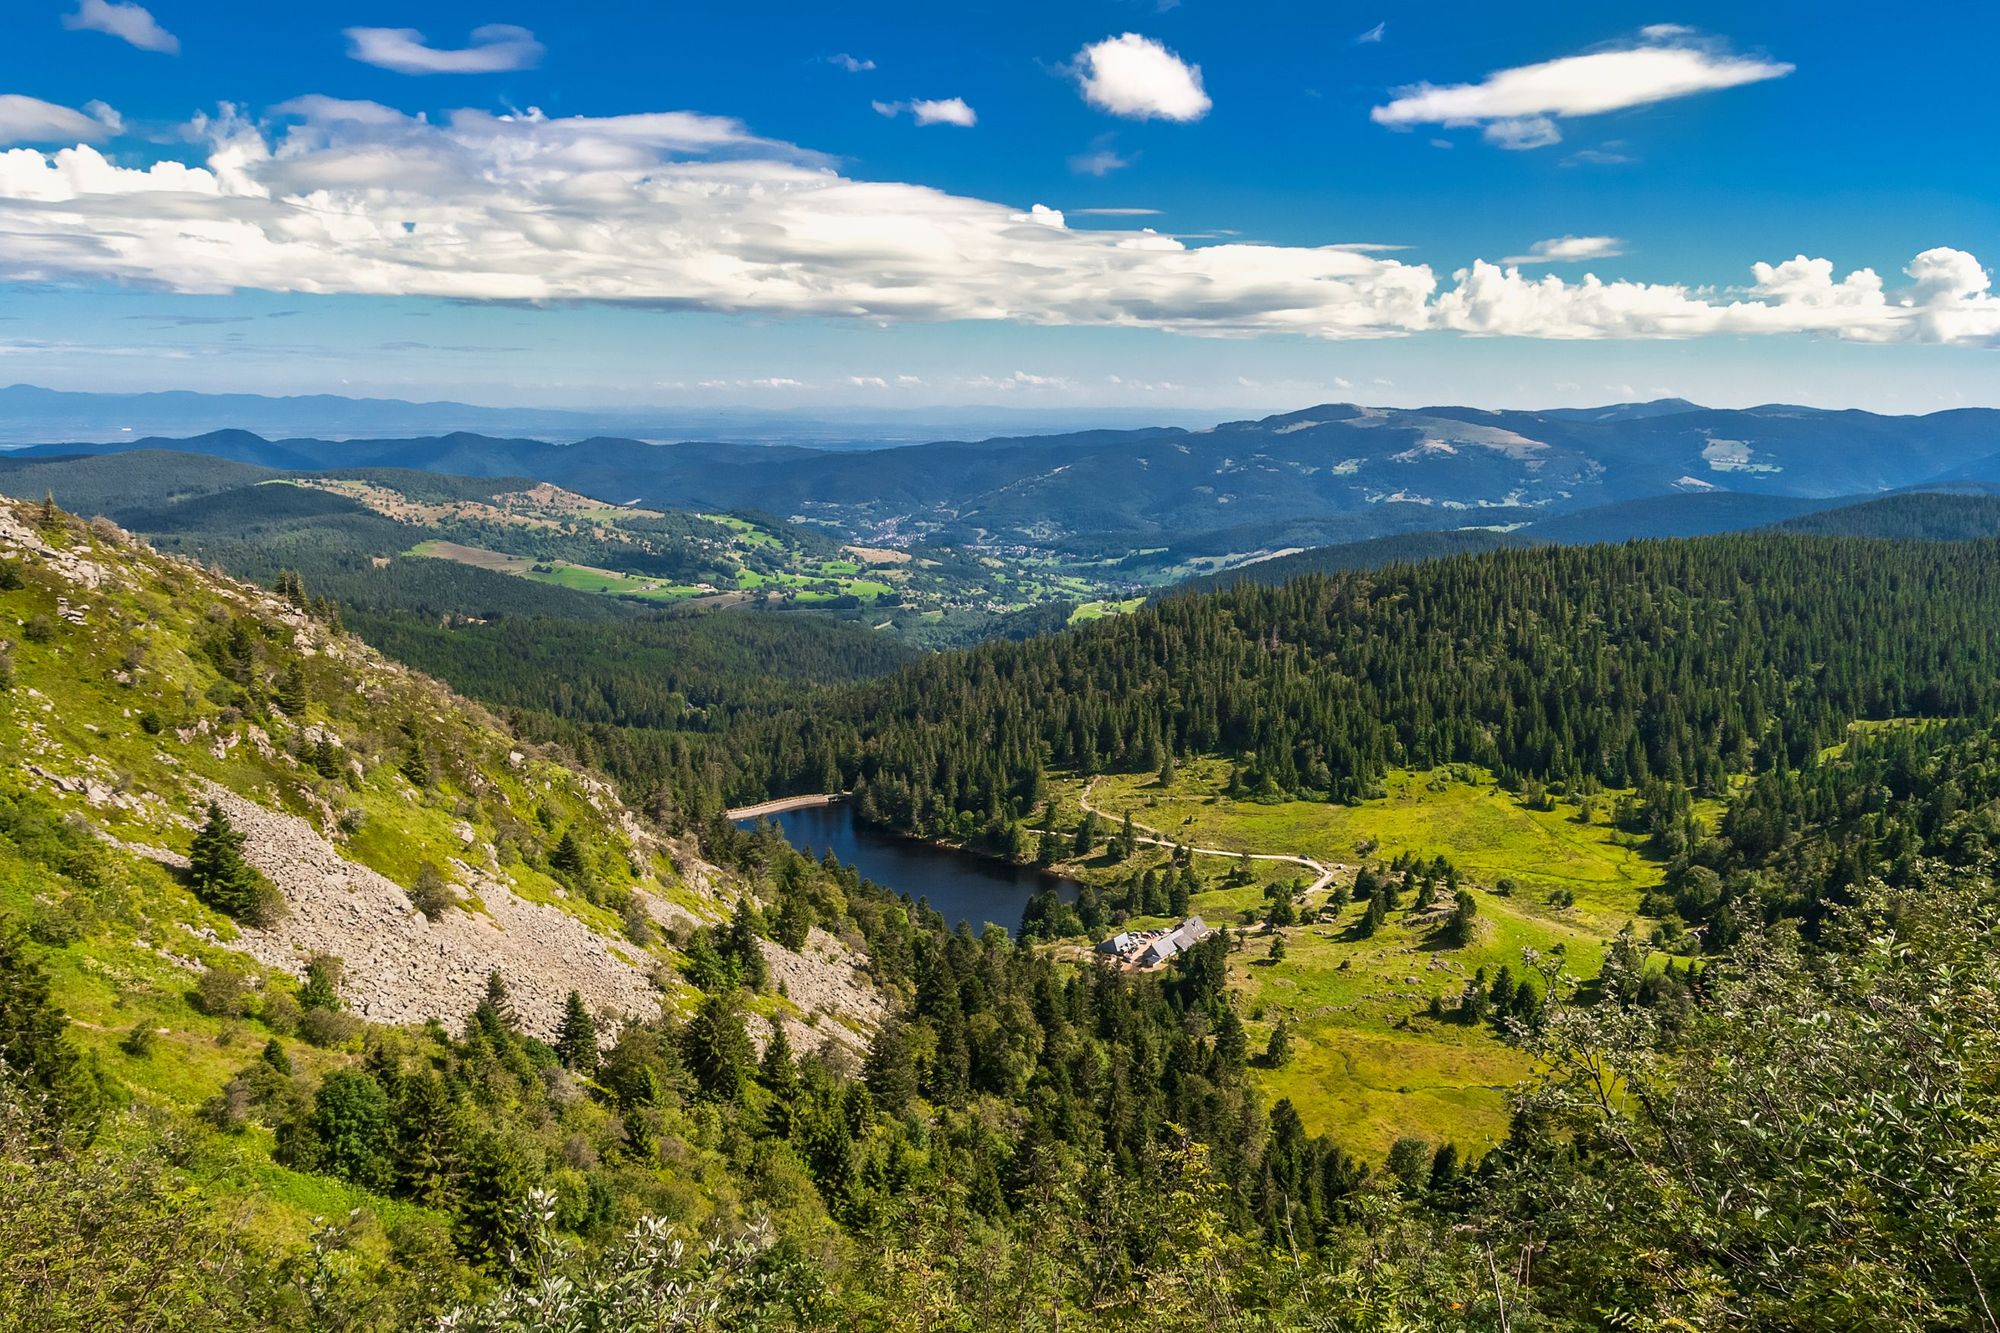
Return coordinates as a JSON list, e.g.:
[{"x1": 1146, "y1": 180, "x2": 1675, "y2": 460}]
[{"x1": 1041, "y1": 757, "x2": 1672, "y2": 1156}]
